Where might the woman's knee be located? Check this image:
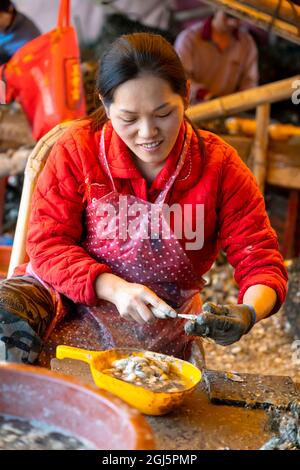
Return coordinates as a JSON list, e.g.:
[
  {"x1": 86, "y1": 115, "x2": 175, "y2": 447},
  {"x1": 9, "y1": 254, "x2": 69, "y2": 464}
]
[{"x1": 0, "y1": 276, "x2": 55, "y2": 363}]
